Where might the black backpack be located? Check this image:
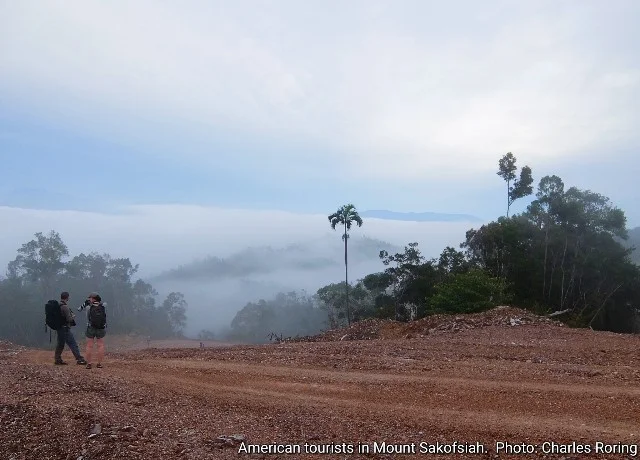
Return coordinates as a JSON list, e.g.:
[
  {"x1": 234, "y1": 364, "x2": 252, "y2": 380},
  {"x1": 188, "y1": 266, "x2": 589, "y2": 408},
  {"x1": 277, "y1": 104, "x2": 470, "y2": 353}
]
[
  {"x1": 45, "y1": 300, "x2": 64, "y2": 330},
  {"x1": 89, "y1": 302, "x2": 106, "y2": 329}
]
